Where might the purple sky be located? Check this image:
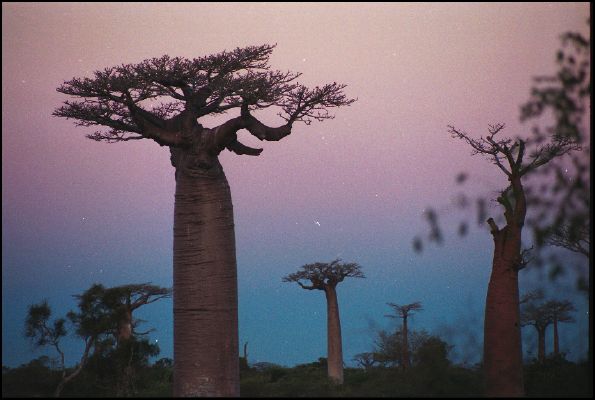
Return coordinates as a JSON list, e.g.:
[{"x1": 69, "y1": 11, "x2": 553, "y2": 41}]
[{"x1": 2, "y1": 3, "x2": 590, "y2": 368}]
